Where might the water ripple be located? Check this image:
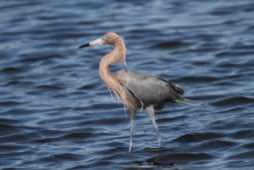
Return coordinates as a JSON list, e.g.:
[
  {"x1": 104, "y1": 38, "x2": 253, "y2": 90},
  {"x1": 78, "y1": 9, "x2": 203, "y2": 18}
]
[
  {"x1": 147, "y1": 152, "x2": 215, "y2": 165},
  {"x1": 212, "y1": 96, "x2": 254, "y2": 106},
  {"x1": 1, "y1": 0, "x2": 254, "y2": 169}
]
